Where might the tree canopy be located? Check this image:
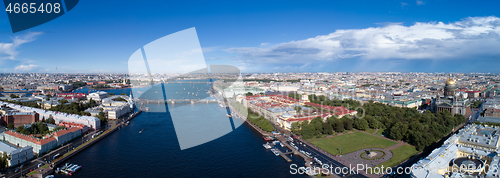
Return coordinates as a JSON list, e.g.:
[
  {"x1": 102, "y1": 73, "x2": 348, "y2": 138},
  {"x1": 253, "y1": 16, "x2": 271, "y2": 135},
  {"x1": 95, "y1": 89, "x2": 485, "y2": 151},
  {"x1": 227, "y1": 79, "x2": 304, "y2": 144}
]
[{"x1": 290, "y1": 100, "x2": 466, "y2": 150}]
